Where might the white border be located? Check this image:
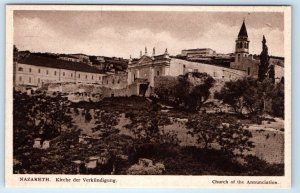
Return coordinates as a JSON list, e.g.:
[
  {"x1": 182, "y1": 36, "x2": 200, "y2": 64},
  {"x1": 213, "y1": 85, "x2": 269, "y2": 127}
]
[{"x1": 5, "y1": 5, "x2": 292, "y2": 188}]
